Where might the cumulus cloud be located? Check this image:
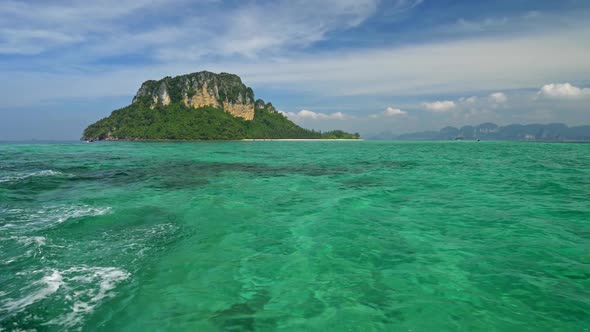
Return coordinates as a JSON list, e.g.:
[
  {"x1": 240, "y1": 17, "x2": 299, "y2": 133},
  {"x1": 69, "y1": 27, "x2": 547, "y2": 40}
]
[
  {"x1": 422, "y1": 100, "x2": 456, "y2": 112},
  {"x1": 489, "y1": 92, "x2": 507, "y2": 103},
  {"x1": 420, "y1": 93, "x2": 509, "y2": 122},
  {"x1": 537, "y1": 83, "x2": 590, "y2": 99},
  {"x1": 280, "y1": 109, "x2": 350, "y2": 120},
  {"x1": 459, "y1": 96, "x2": 478, "y2": 104},
  {"x1": 383, "y1": 107, "x2": 407, "y2": 116},
  {"x1": 370, "y1": 106, "x2": 407, "y2": 118}
]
